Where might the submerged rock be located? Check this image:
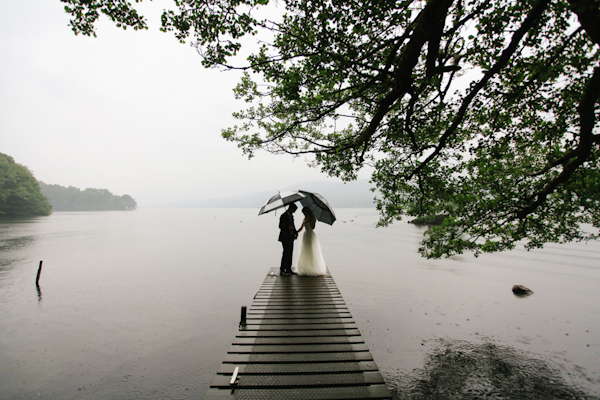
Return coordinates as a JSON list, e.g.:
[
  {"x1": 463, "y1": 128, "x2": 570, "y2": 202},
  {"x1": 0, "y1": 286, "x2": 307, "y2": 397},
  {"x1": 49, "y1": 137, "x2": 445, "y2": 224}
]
[{"x1": 512, "y1": 284, "x2": 533, "y2": 296}]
